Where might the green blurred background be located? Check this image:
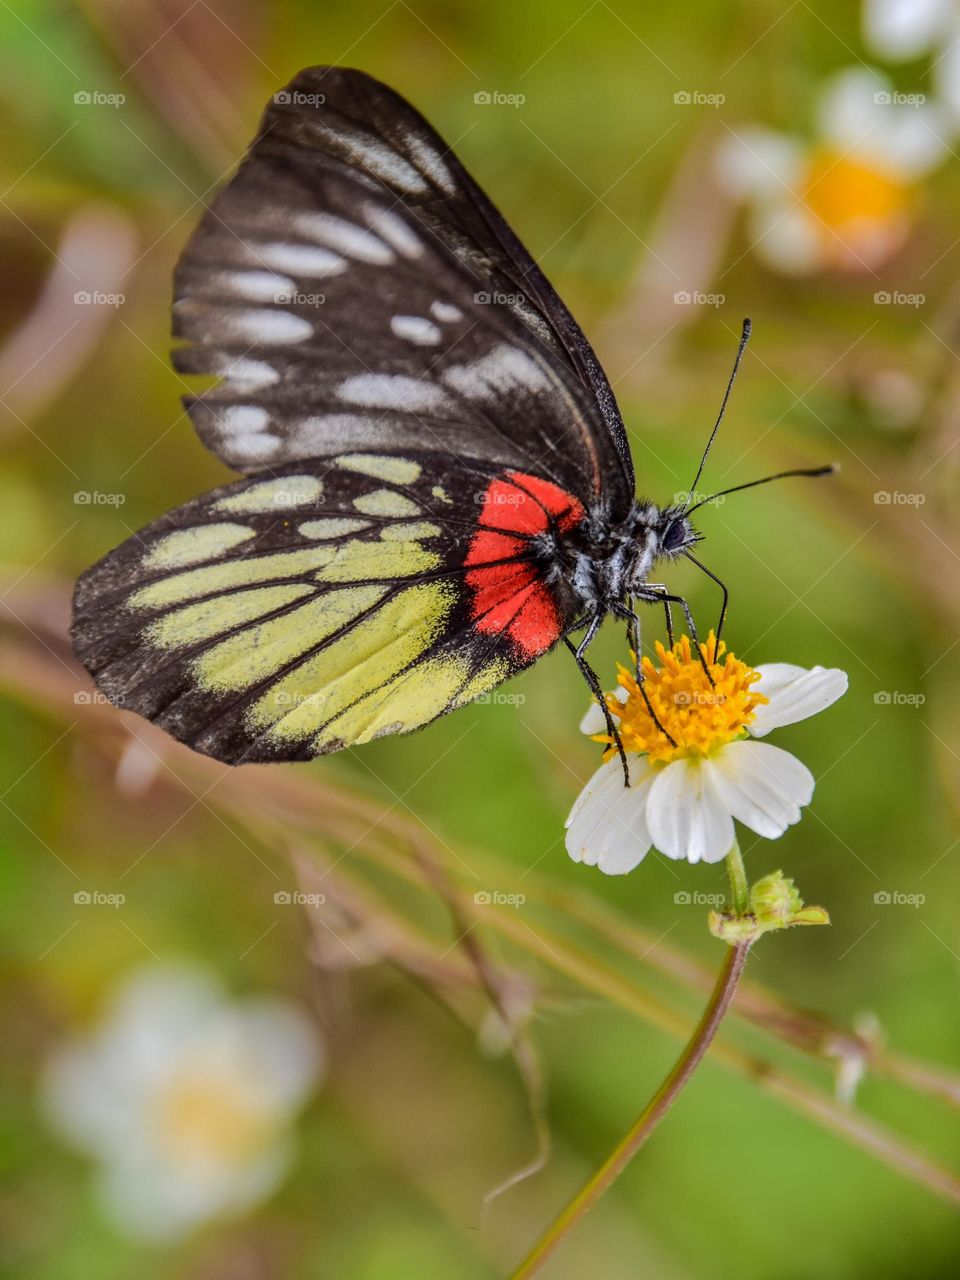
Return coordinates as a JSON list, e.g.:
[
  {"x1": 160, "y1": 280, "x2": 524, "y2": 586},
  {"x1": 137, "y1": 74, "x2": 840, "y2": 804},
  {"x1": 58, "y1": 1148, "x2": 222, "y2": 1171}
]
[{"x1": 1, "y1": 1, "x2": 959, "y2": 1276}]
